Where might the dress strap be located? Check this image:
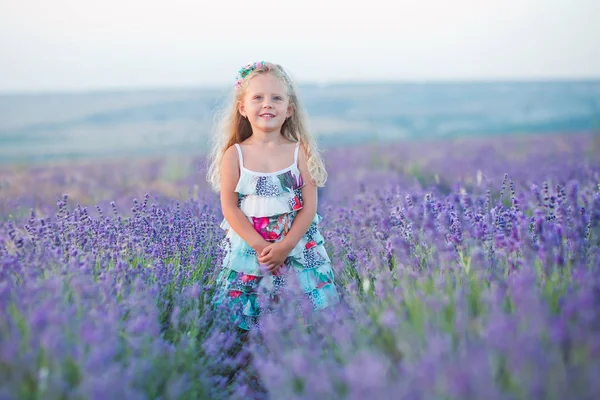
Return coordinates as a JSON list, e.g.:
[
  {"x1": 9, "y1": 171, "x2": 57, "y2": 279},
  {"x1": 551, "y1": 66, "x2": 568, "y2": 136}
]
[
  {"x1": 234, "y1": 143, "x2": 244, "y2": 168},
  {"x1": 294, "y1": 142, "x2": 300, "y2": 166}
]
